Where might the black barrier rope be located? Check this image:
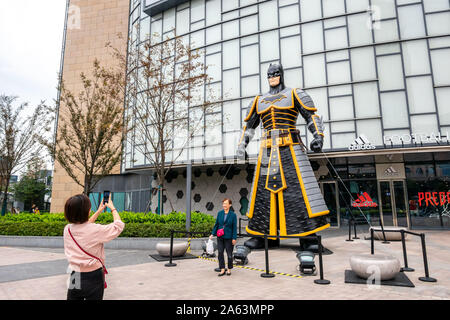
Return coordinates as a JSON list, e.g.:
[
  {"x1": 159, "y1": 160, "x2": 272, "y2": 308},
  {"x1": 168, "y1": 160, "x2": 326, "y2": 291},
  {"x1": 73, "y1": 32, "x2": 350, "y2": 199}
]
[{"x1": 370, "y1": 228, "x2": 437, "y2": 283}]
